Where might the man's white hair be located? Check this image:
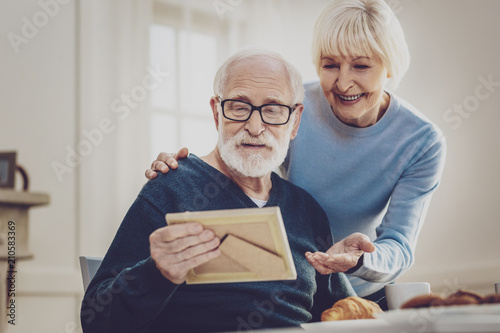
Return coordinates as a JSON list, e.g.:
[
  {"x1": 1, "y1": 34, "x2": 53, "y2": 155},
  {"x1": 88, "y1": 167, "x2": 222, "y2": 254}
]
[{"x1": 213, "y1": 47, "x2": 304, "y2": 105}]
